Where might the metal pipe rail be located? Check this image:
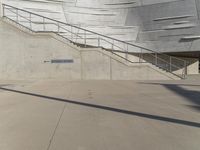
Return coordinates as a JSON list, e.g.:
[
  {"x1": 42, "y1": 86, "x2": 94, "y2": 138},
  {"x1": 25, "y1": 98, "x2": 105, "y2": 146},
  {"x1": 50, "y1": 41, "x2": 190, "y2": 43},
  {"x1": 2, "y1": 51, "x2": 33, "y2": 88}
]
[{"x1": 2, "y1": 3, "x2": 187, "y2": 79}]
